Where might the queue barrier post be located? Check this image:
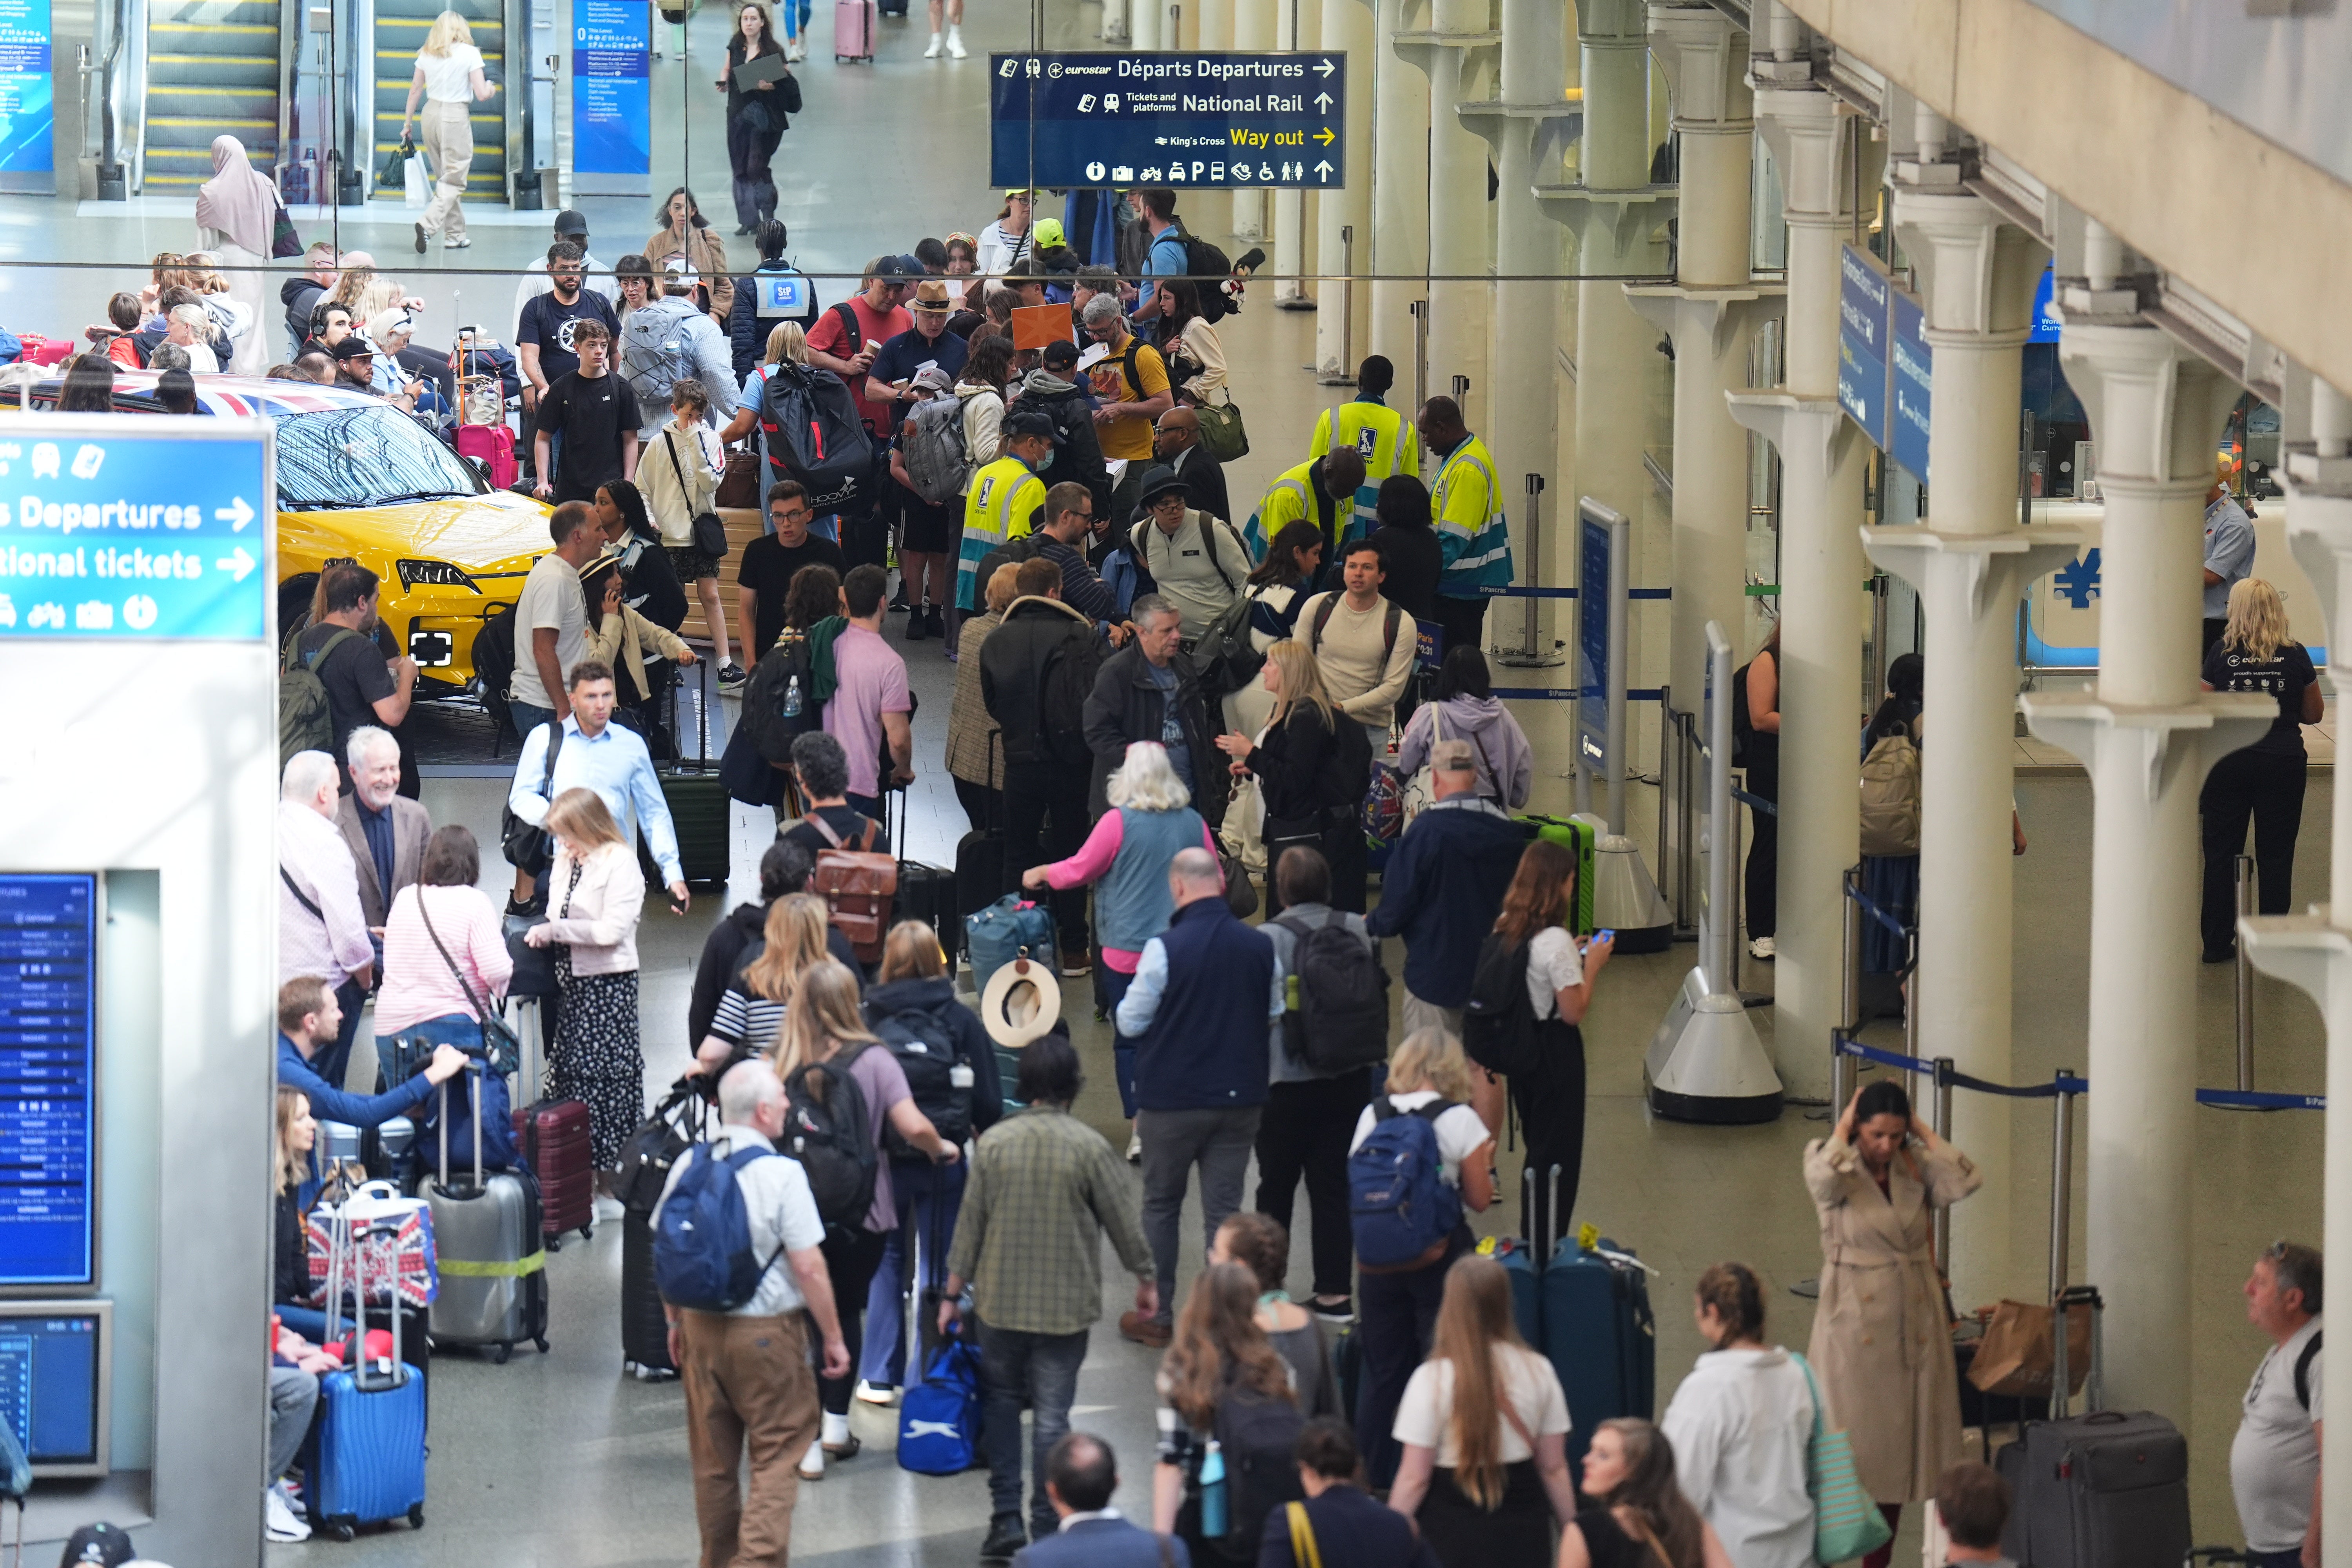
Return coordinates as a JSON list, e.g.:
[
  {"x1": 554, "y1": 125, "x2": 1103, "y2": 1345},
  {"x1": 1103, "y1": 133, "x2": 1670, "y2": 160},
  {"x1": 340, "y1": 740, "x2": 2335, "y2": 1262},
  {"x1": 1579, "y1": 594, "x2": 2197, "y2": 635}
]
[
  {"x1": 1932, "y1": 1056, "x2": 1955, "y2": 1270},
  {"x1": 2049, "y1": 1071, "x2": 2077, "y2": 1310},
  {"x1": 2236, "y1": 855, "x2": 2256, "y2": 1092}
]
